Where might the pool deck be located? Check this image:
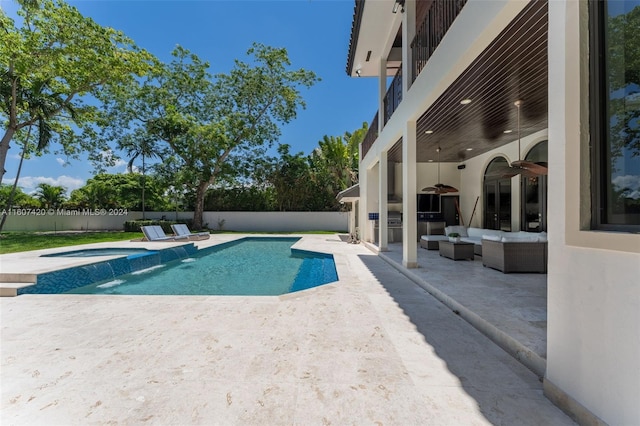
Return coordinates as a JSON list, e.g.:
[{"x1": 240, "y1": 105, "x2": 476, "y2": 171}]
[{"x1": 0, "y1": 234, "x2": 574, "y2": 425}]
